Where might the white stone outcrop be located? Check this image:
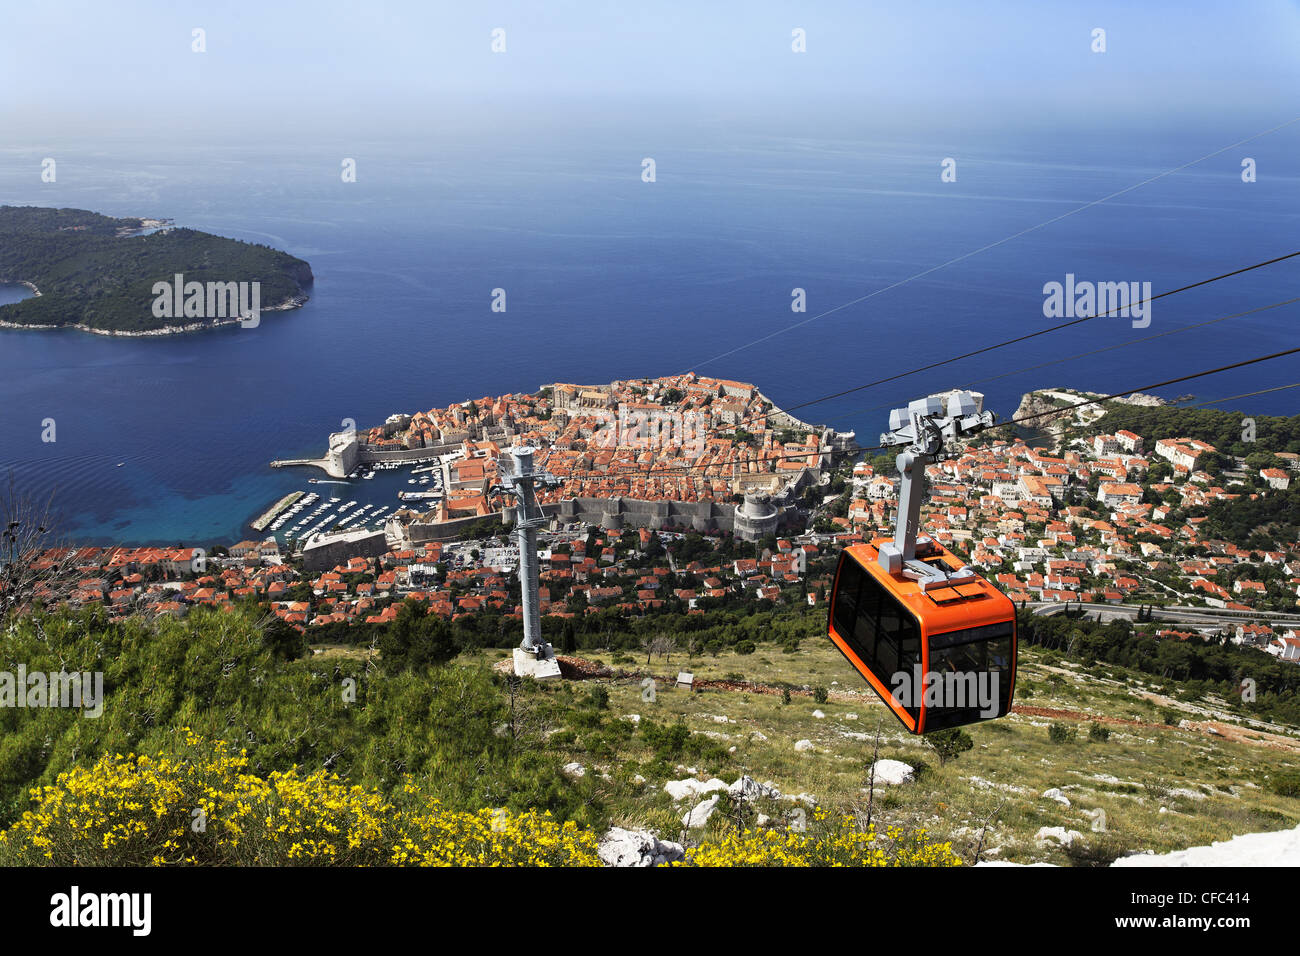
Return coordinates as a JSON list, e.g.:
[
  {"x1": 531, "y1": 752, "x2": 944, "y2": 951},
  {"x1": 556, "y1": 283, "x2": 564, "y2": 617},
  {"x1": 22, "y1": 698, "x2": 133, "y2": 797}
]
[
  {"x1": 598, "y1": 827, "x2": 685, "y2": 867},
  {"x1": 869, "y1": 759, "x2": 915, "y2": 786}
]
